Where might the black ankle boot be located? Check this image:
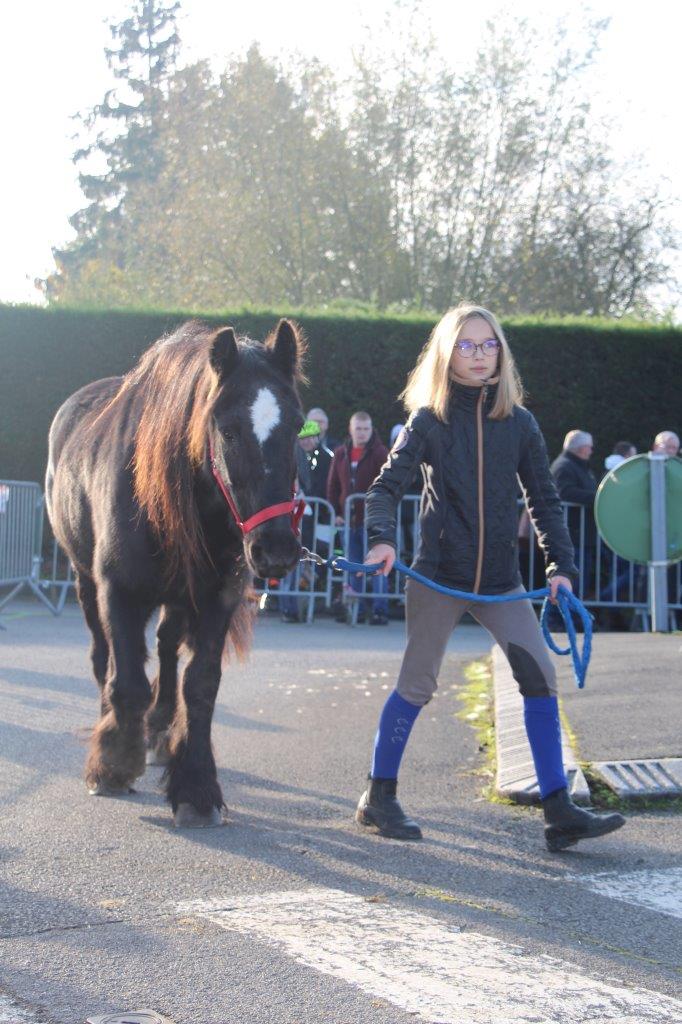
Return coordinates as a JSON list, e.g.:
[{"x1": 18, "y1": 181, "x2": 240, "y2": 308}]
[
  {"x1": 355, "y1": 776, "x2": 422, "y2": 840},
  {"x1": 542, "y1": 787, "x2": 625, "y2": 851}
]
